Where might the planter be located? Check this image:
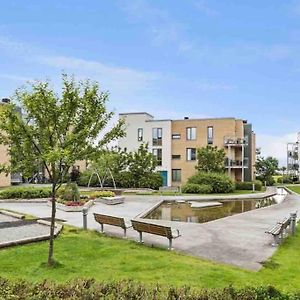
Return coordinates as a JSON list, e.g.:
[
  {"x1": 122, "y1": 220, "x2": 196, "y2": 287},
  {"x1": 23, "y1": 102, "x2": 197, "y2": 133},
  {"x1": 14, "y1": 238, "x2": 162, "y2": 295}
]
[
  {"x1": 47, "y1": 199, "x2": 94, "y2": 212},
  {"x1": 94, "y1": 196, "x2": 125, "y2": 205}
]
